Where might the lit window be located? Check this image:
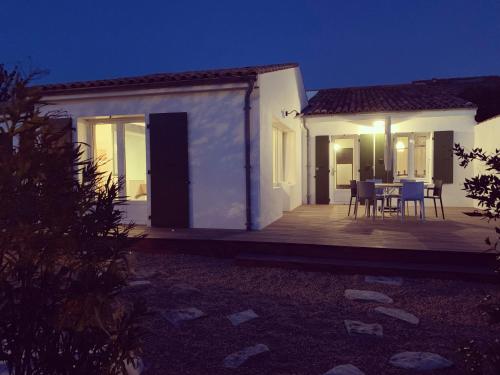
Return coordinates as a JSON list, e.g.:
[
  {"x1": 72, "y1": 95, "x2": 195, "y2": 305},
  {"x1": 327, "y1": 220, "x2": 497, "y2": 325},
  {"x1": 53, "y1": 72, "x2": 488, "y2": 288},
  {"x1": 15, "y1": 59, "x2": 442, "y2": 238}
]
[
  {"x1": 92, "y1": 119, "x2": 147, "y2": 200},
  {"x1": 94, "y1": 123, "x2": 118, "y2": 184},
  {"x1": 395, "y1": 136, "x2": 409, "y2": 177},
  {"x1": 414, "y1": 135, "x2": 427, "y2": 178},
  {"x1": 124, "y1": 123, "x2": 147, "y2": 200}
]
